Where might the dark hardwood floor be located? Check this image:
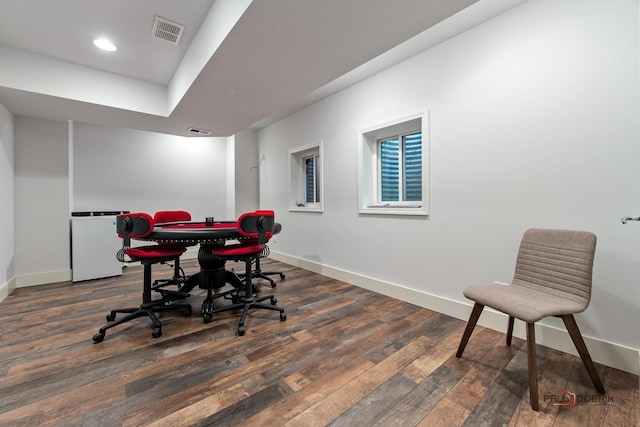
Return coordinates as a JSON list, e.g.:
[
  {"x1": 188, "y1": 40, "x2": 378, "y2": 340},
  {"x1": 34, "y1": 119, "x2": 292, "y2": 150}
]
[{"x1": 0, "y1": 258, "x2": 637, "y2": 426}]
